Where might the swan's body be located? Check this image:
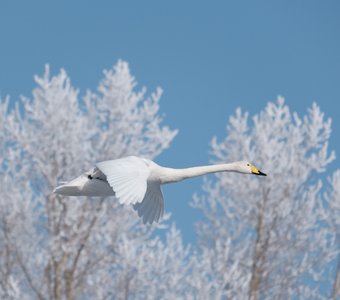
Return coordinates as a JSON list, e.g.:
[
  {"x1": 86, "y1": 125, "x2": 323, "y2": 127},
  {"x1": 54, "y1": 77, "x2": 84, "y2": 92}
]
[{"x1": 53, "y1": 156, "x2": 266, "y2": 224}]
